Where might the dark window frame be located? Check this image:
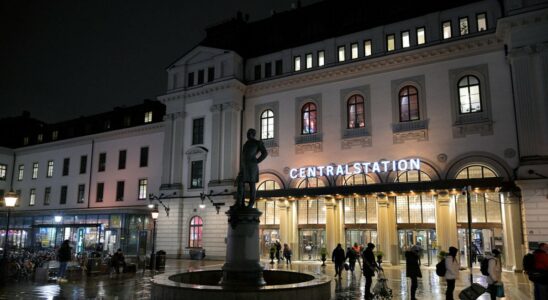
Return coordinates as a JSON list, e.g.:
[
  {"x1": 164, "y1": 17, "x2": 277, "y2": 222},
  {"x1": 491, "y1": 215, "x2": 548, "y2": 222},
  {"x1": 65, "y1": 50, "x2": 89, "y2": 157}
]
[
  {"x1": 254, "y1": 64, "x2": 261, "y2": 80},
  {"x1": 190, "y1": 160, "x2": 203, "y2": 189},
  {"x1": 275, "y1": 60, "x2": 283, "y2": 75},
  {"x1": 44, "y1": 187, "x2": 51, "y2": 206},
  {"x1": 77, "y1": 184, "x2": 85, "y2": 203},
  {"x1": 80, "y1": 155, "x2": 87, "y2": 174},
  {"x1": 118, "y1": 150, "x2": 127, "y2": 170},
  {"x1": 260, "y1": 109, "x2": 275, "y2": 140},
  {"x1": 62, "y1": 158, "x2": 70, "y2": 176},
  {"x1": 187, "y1": 72, "x2": 194, "y2": 87},
  {"x1": 347, "y1": 94, "x2": 366, "y2": 129},
  {"x1": 60, "y1": 185, "x2": 67, "y2": 205},
  {"x1": 192, "y1": 118, "x2": 204, "y2": 145},
  {"x1": 116, "y1": 181, "x2": 125, "y2": 201},
  {"x1": 197, "y1": 69, "x2": 204, "y2": 84},
  {"x1": 96, "y1": 182, "x2": 104, "y2": 203},
  {"x1": 98, "y1": 152, "x2": 106, "y2": 172},
  {"x1": 264, "y1": 62, "x2": 272, "y2": 78},
  {"x1": 301, "y1": 102, "x2": 318, "y2": 135},
  {"x1": 458, "y1": 75, "x2": 483, "y2": 114},
  {"x1": 399, "y1": 85, "x2": 420, "y2": 122},
  {"x1": 140, "y1": 147, "x2": 149, "y2": 167},
  {"x1": 386, "y1": 34, "x2": 396, "y2": 51},
  {"x1": 207, "y1": 67, "x2": 215, "y2": 82}
]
